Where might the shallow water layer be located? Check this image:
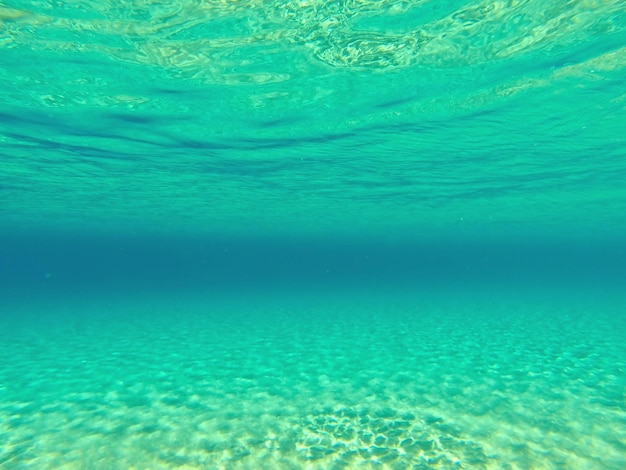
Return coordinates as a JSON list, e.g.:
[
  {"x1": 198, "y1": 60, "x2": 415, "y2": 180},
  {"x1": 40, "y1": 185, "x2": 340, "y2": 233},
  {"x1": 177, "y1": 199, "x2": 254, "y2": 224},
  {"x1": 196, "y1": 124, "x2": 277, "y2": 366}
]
[
  {"x1": 2, "y1": 0, "x2": 626, "y2": 234},
  {"x1": 1, "y1": 292, "x2": 625, "y2": 469},
  {"x1": 2, "y1": 1, "x2": 626, "y2": 468}
]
